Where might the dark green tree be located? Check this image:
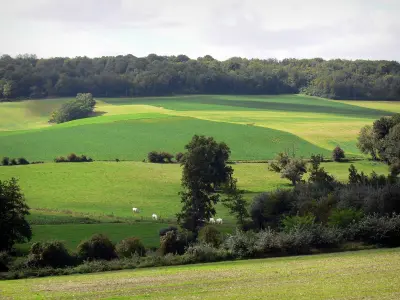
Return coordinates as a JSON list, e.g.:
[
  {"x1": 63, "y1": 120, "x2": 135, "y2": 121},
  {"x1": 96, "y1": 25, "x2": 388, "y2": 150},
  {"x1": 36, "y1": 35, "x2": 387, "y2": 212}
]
[
  {"x1": 222, "y1": 178, "x2": 249, "y2": 226},
  {"x1": 177, "y1": 135, "x2": 233, "y2": 232},
  {"x1": 0, "y1": 178, "x2": 32, "y2": 251},
  {"x1": 50, "y1": 93, "x2": 96, "y2": 124},
  {"x1": 332, "y1": 146, "x2": 345, "y2": 162}
]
